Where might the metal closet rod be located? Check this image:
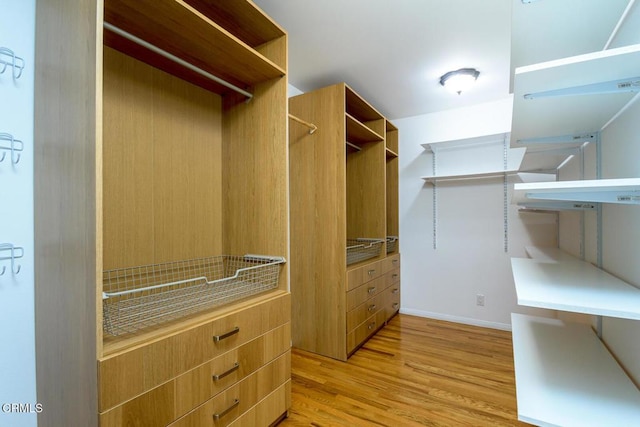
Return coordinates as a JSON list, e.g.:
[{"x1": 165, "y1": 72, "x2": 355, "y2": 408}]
[
  {"x1": 288, "y1": 113, "x2": 317, "y2": 134},
  {"x1": 103, "y1": 22, "x2": 253, "y2": 100}
]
